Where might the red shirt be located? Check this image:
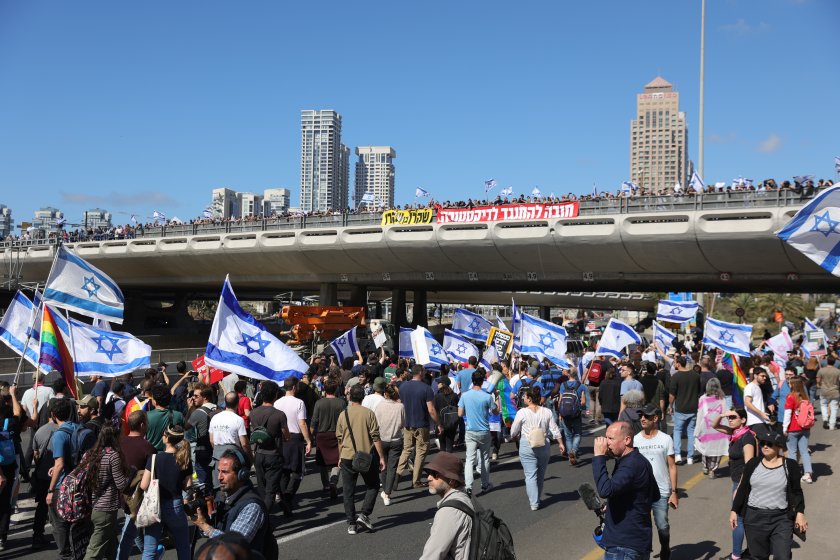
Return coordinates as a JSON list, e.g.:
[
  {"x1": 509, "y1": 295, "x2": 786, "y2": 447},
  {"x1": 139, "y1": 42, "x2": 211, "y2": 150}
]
[
  {"x1": 784, "y1": 393, "x2": 803, "y2": 432},
  {"x1": 237, "y1": 393, "x2": 252, "y2": 430}
]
